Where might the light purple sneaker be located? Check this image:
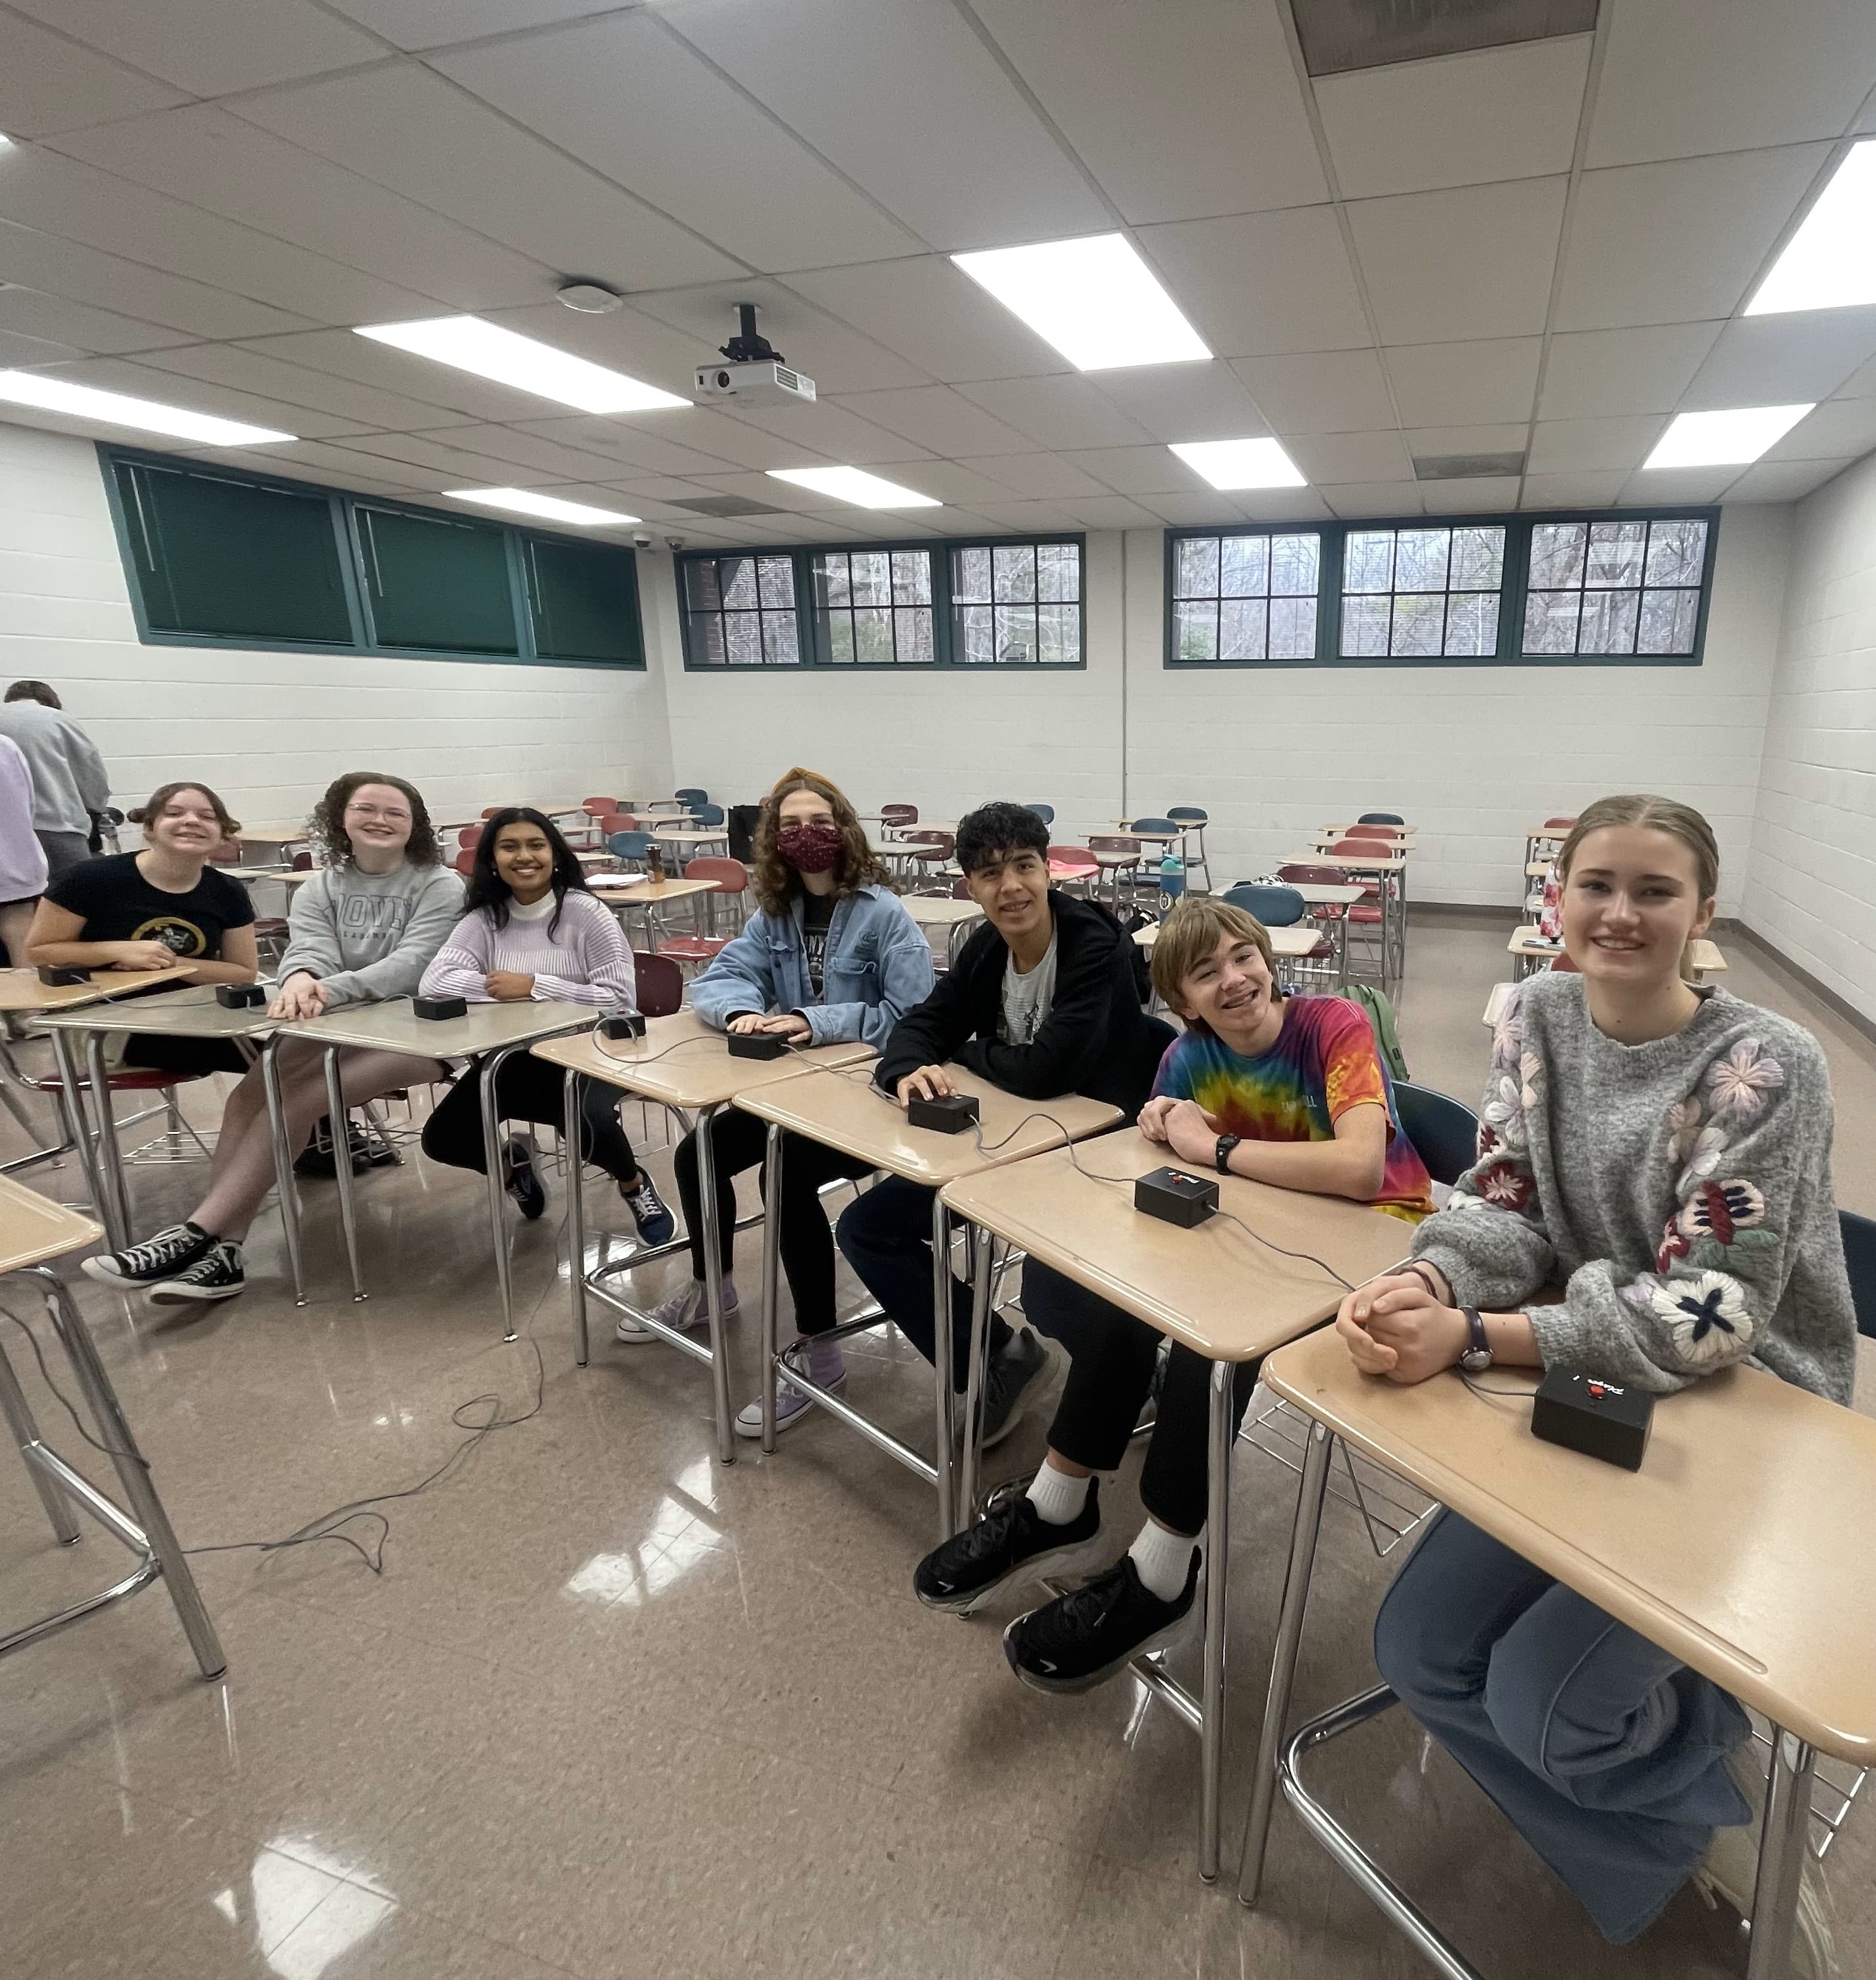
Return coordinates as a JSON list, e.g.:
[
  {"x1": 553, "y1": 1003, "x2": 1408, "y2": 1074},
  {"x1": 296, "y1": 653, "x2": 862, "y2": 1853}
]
[{"x1": 736, "y1": 1339, "x2": 846, "y2": 1438}]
